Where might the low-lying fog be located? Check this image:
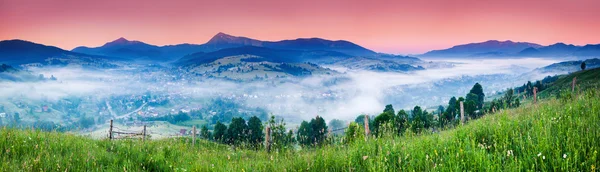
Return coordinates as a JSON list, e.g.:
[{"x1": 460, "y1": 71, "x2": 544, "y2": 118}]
[{"x1": 0, "y1": 58, "x2": 562, "y2": 123}]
